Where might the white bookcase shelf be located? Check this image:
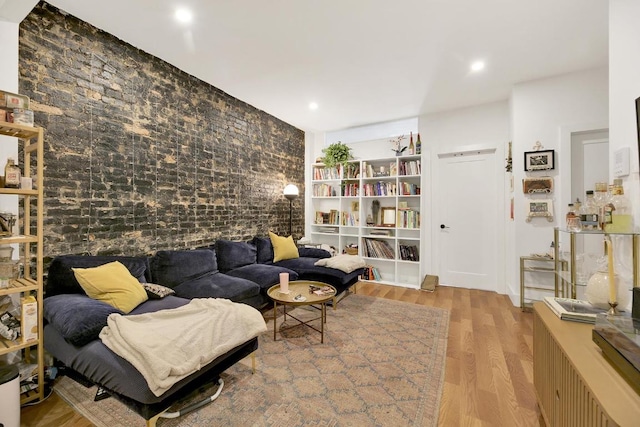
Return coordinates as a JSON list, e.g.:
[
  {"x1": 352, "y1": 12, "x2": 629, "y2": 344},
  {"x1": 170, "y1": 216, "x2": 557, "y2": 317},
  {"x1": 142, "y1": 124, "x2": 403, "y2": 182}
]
[{"x1": 310, "y1": 154, "x2": 424, "y2": 287}]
